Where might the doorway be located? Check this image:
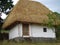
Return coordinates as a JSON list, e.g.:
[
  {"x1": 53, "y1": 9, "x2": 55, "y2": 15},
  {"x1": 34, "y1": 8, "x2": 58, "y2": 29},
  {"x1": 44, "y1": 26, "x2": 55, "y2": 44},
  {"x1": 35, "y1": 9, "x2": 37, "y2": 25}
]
[{"x1": 22, "y1": 24, "x2": 29, "y2": 37}]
